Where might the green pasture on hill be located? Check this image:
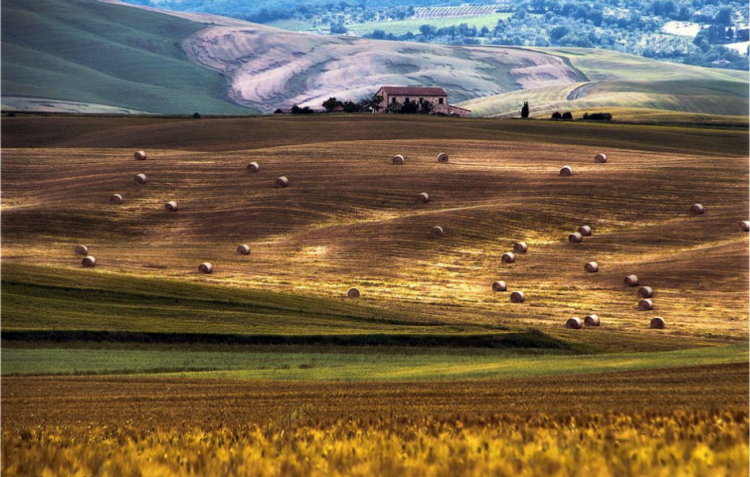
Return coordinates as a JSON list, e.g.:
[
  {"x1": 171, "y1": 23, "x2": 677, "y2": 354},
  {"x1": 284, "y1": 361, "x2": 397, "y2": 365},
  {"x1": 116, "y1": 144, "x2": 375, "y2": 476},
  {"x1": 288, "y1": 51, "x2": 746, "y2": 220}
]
[
  {"x1": 345, "y1": 14, "x2": 512, "y2": 37},
  {"x1": 2, "y1": 345, "x2": 745, "y2": 381},
  {"x1": 1, "y1": 0, "x2": 253, "y2": 115}
]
